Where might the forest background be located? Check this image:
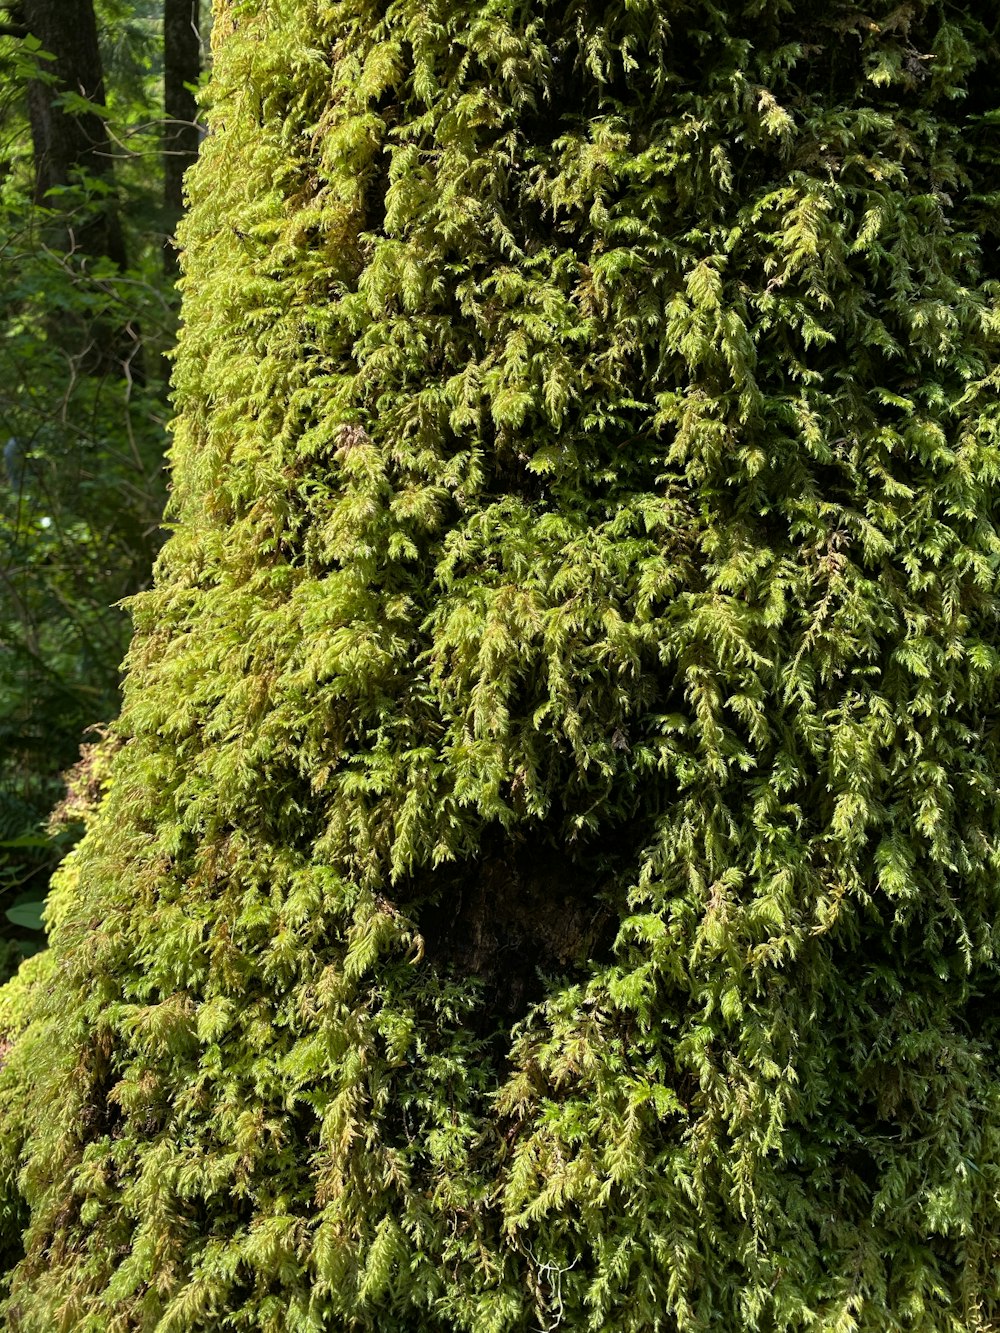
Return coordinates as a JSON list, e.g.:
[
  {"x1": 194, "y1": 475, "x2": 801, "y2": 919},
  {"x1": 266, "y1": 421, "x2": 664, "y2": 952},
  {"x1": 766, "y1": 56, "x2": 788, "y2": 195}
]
[{"x1": 0, "y1": 0, "x2": 204, "y2": 976}]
